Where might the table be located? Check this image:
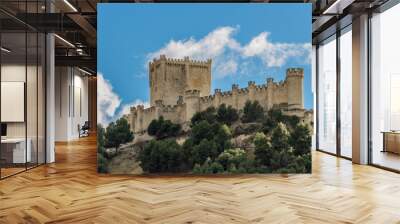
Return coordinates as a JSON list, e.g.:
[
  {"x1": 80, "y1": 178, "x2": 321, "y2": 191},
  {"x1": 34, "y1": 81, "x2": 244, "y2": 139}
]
[
  {"x1": 1, "y1": 138, "x2": 31, "y2": 164},
  {"x1": 382, "y1": 131, "x2": 400, "y2": 154}
]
